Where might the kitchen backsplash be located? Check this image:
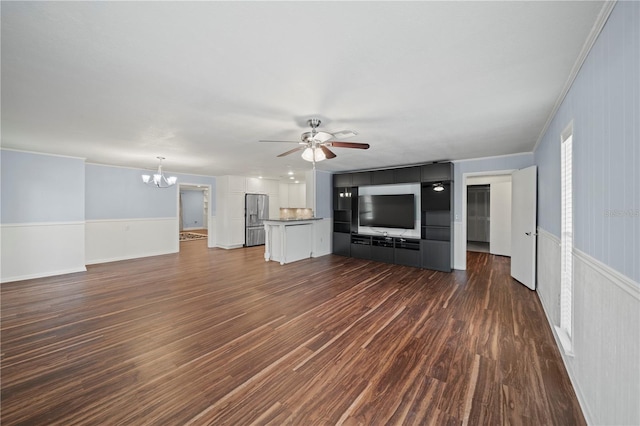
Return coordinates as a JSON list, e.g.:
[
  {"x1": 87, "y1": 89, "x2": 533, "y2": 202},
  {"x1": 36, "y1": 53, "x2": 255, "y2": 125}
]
[{"x1": 279, "y1": 208, "x2": 313, "y2": 220}]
